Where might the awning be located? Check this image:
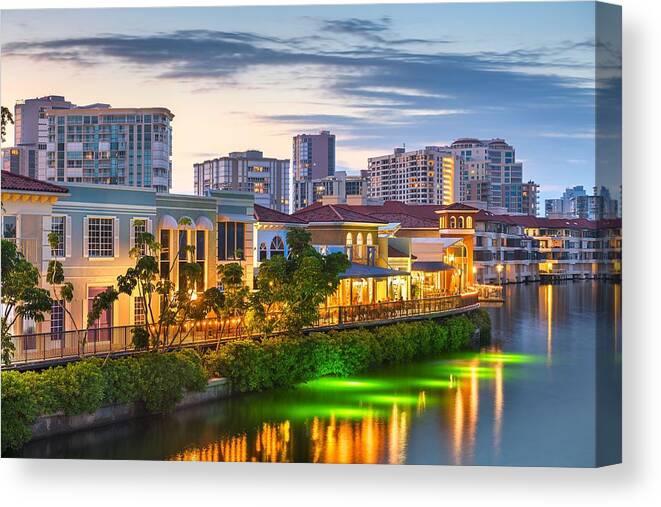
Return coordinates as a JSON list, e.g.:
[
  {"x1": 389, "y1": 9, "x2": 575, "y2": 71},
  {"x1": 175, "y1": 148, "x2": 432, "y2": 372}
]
[
  {"x1": 411, "y1": 261, "x2": 455, "y2": 272},
  {"x1": 195, "y1": 216, "x2": 214, "y2": 231},
  {"x1": 339, "y1": 262, "x2": 410, "y2": 280},
  {"x1": 158, "y1": 214, "x2": 178, "y2": 229}
]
